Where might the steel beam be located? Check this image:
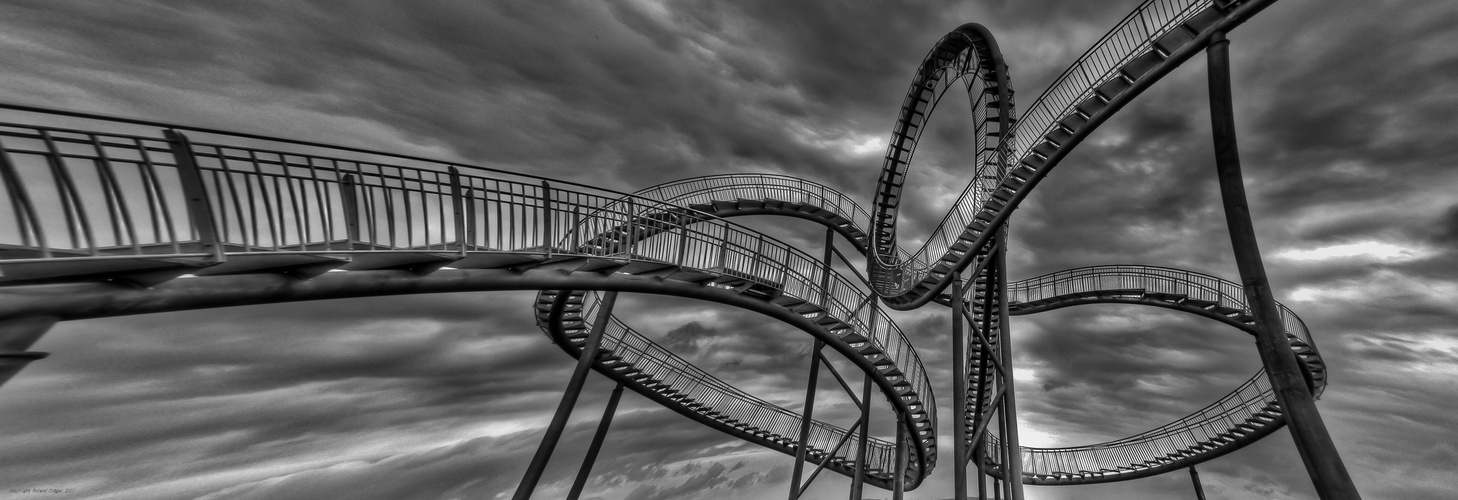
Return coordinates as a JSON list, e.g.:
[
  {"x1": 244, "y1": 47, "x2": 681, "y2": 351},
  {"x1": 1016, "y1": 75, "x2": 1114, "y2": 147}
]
[
  {"x1": 1206, "y1": 31, "x2": 1360, "y2": 500},
  {"x1": 566, "y1": 383, "x2": 624, "y2": 500},
  {"x1": 1190, "y1": 466, "x2": 1207, "y2": 500},
  {"x1": 0, "y1": 265, "x2": 931, "y2": 485},
  {"x1": 789, "y1": 340, "x2": 822, "y2": 500},
  {"x1": 893, "y1": 411, "x2": 906, "y2": 500},
  {"x1": 952, "y1": 278, "x2": 968, "y2": 500},
  {"x1": 849, "y1": 373, "x2": 872, "y2": 499},
  {"x1": 996, "y1": 238, "x2": 1024, "y2": 500},
  {"x1": 513, "y1": 291, "x2": 619, "y2": 500}
]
